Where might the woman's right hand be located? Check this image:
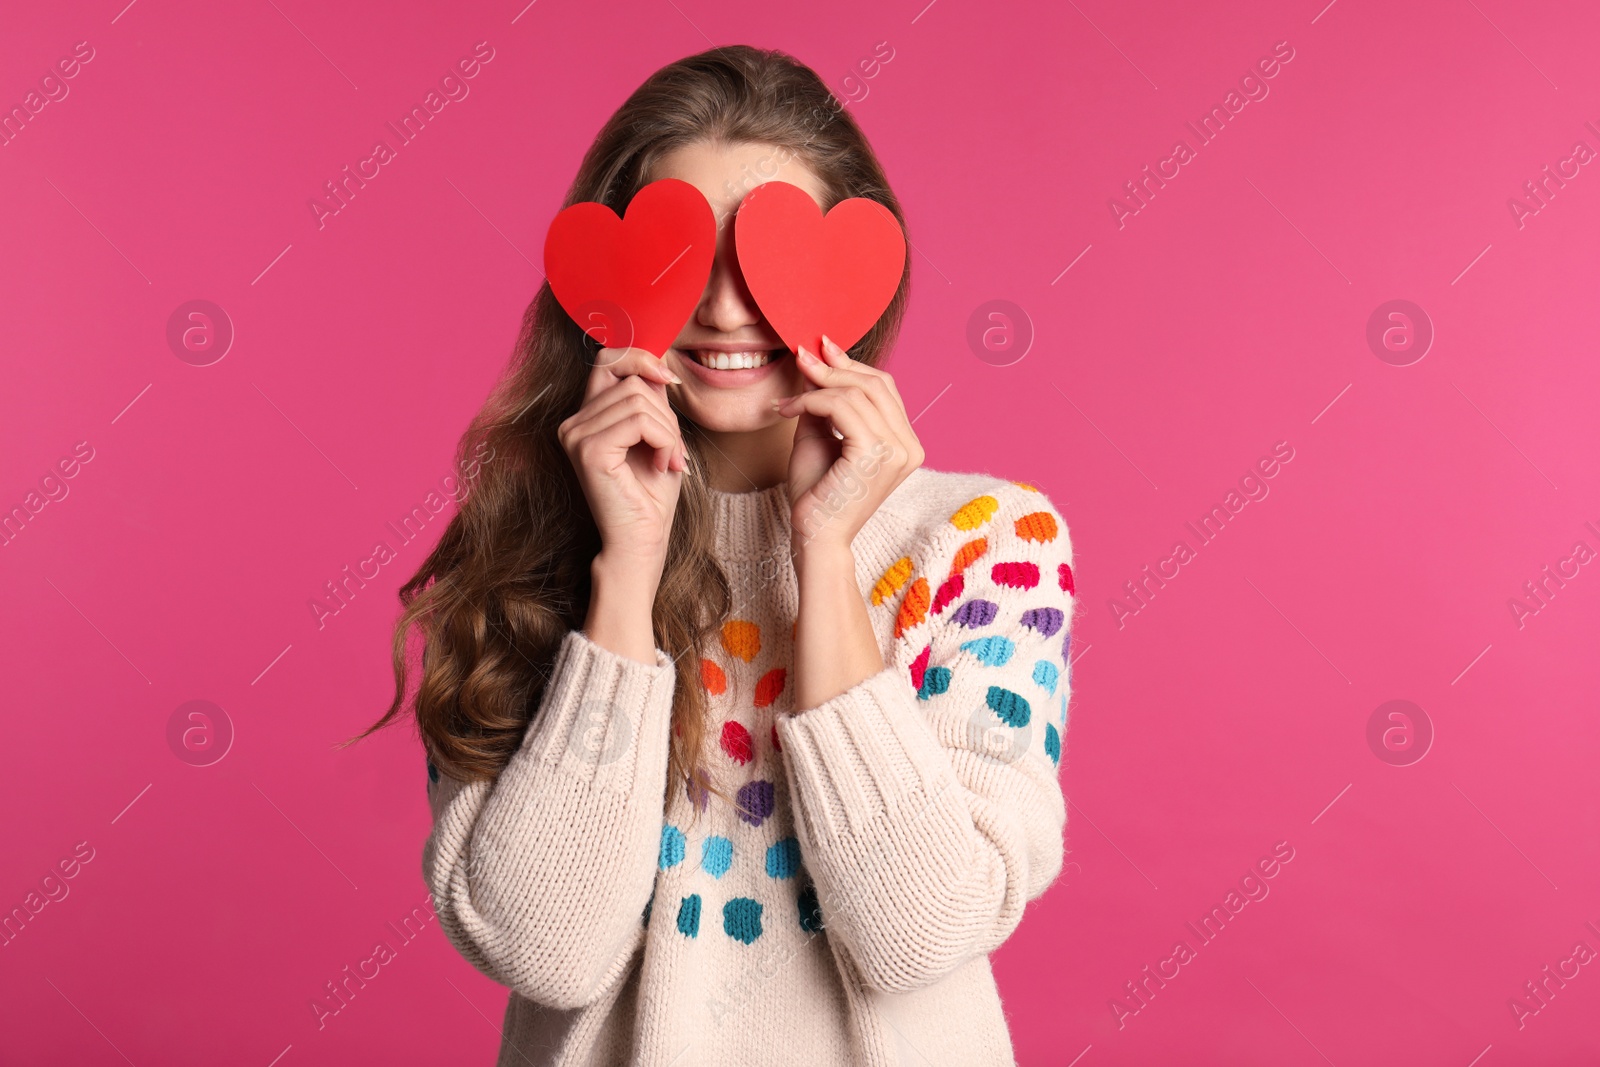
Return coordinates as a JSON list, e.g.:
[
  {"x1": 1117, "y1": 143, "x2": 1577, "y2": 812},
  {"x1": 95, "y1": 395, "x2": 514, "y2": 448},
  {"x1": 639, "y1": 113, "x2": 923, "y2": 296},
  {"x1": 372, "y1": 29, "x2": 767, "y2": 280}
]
[{"x1": 558, "y1": 347, "x2": 687, "y2": 578}]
